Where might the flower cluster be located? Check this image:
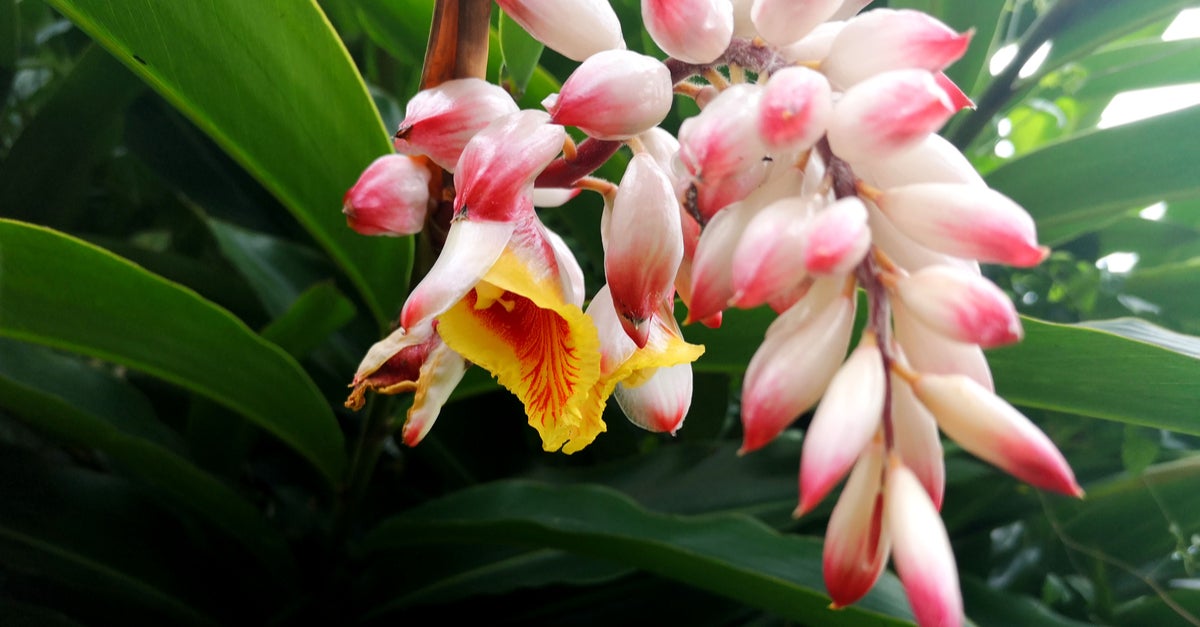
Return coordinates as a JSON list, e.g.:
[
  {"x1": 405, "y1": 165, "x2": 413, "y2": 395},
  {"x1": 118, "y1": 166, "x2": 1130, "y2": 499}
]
[{"x1": 340, "y1": 1, "x2": 1083, "y2": 625}]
